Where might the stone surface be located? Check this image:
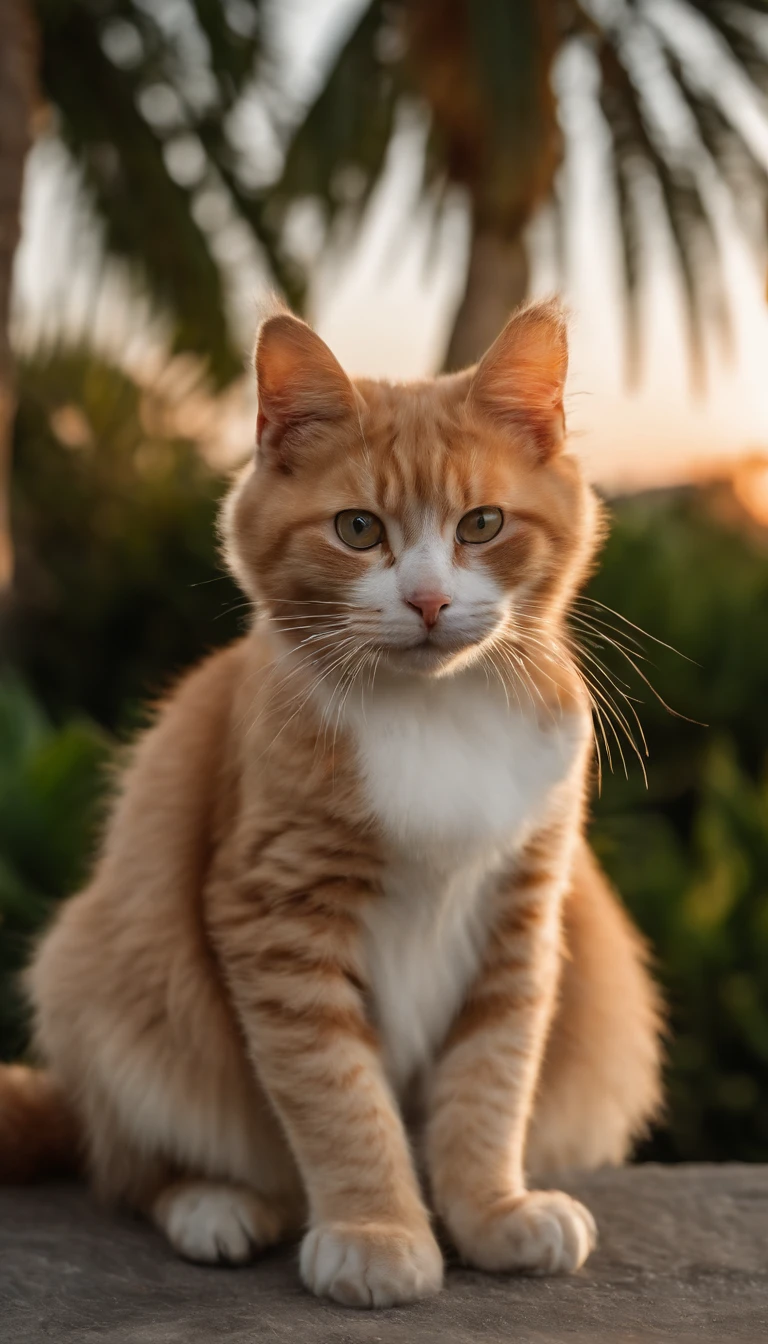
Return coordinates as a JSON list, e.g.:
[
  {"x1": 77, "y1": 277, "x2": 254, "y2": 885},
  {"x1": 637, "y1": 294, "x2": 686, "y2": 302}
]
[{"x1": 0, "y1": 1165, "x2": 767, "y2": 1342}]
